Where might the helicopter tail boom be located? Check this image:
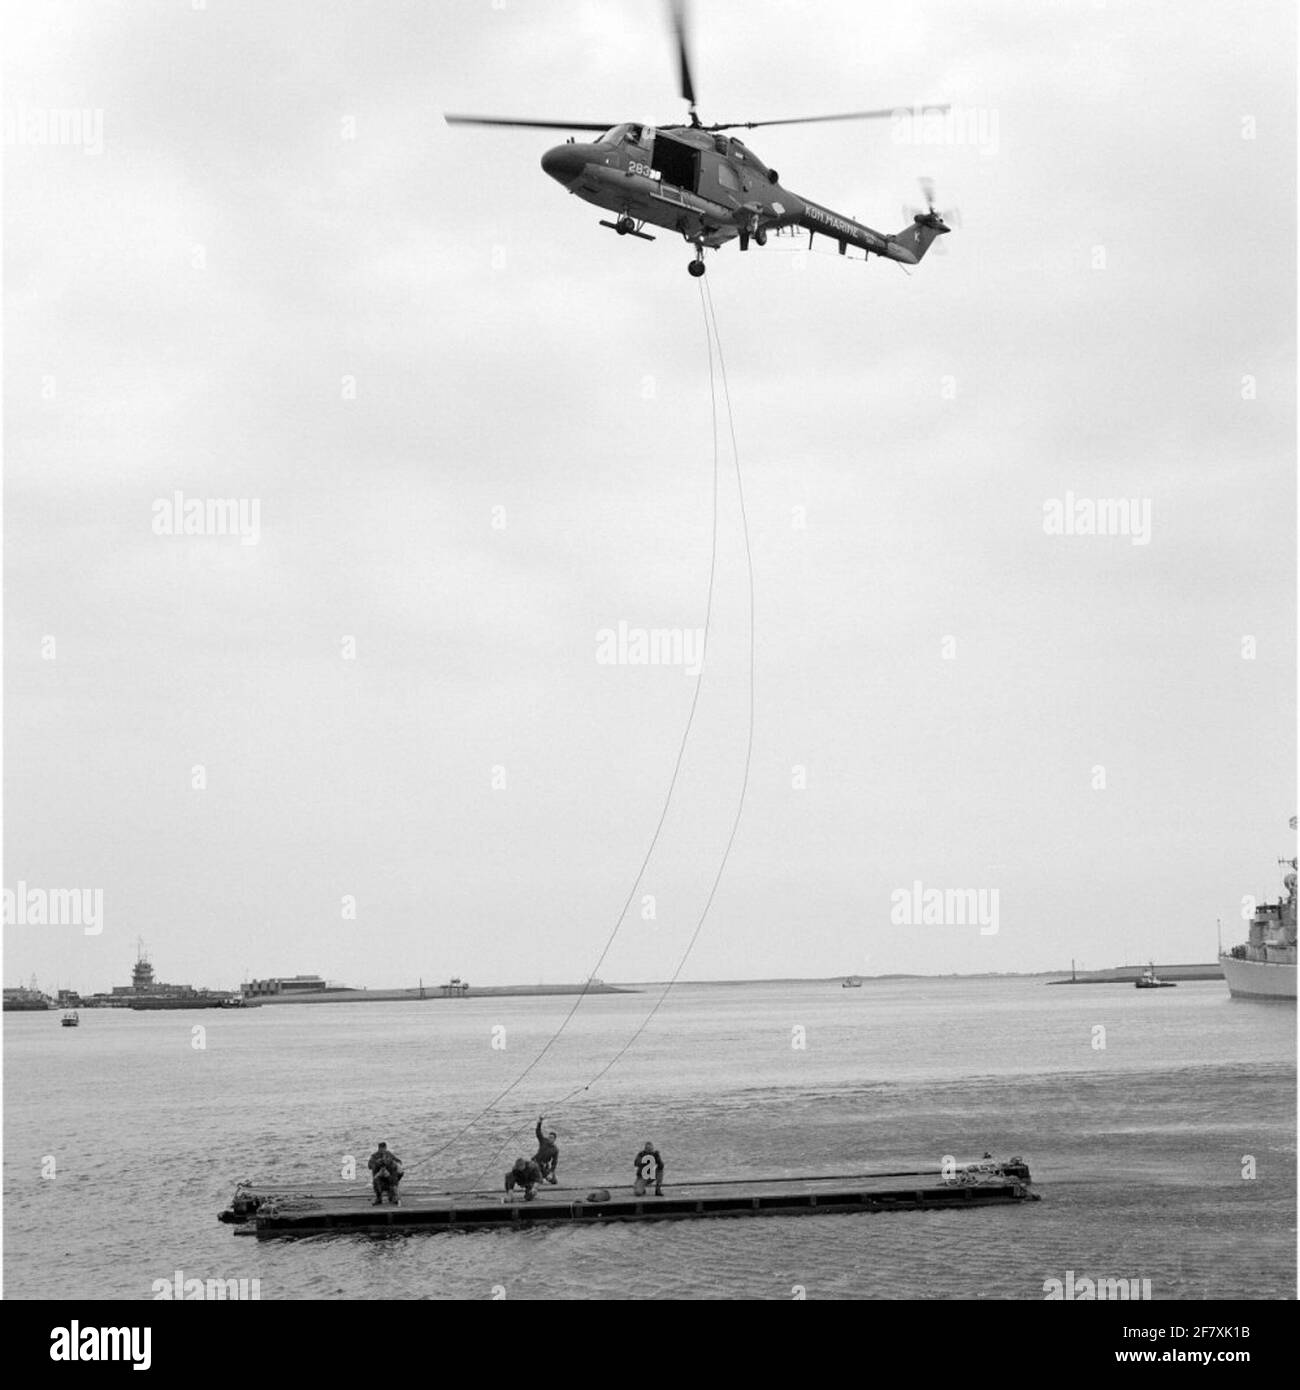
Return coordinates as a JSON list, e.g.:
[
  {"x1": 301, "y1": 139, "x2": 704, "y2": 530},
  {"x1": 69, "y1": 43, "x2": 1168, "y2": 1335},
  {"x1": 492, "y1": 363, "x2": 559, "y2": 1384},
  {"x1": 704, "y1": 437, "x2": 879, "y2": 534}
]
[
  {"x1": 888, "y1": 214, "x2": 950, "y2": 264},
  {"x1": 794, "y1": 200, "x2": 891, "y2": 257},
  {"x1": 792, "y1": 198, "x2": 949, "y2": 267}
]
